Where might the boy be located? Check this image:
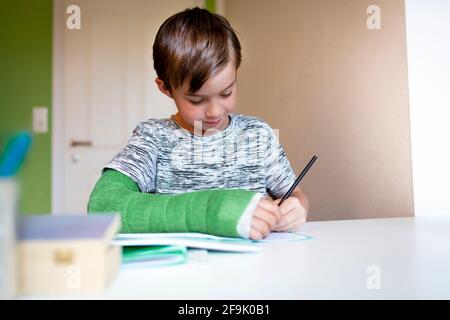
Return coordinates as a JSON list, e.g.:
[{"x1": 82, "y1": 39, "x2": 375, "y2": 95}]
[{"x1": 88, "y1": 7, "x2": 309, "y2": 240}]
